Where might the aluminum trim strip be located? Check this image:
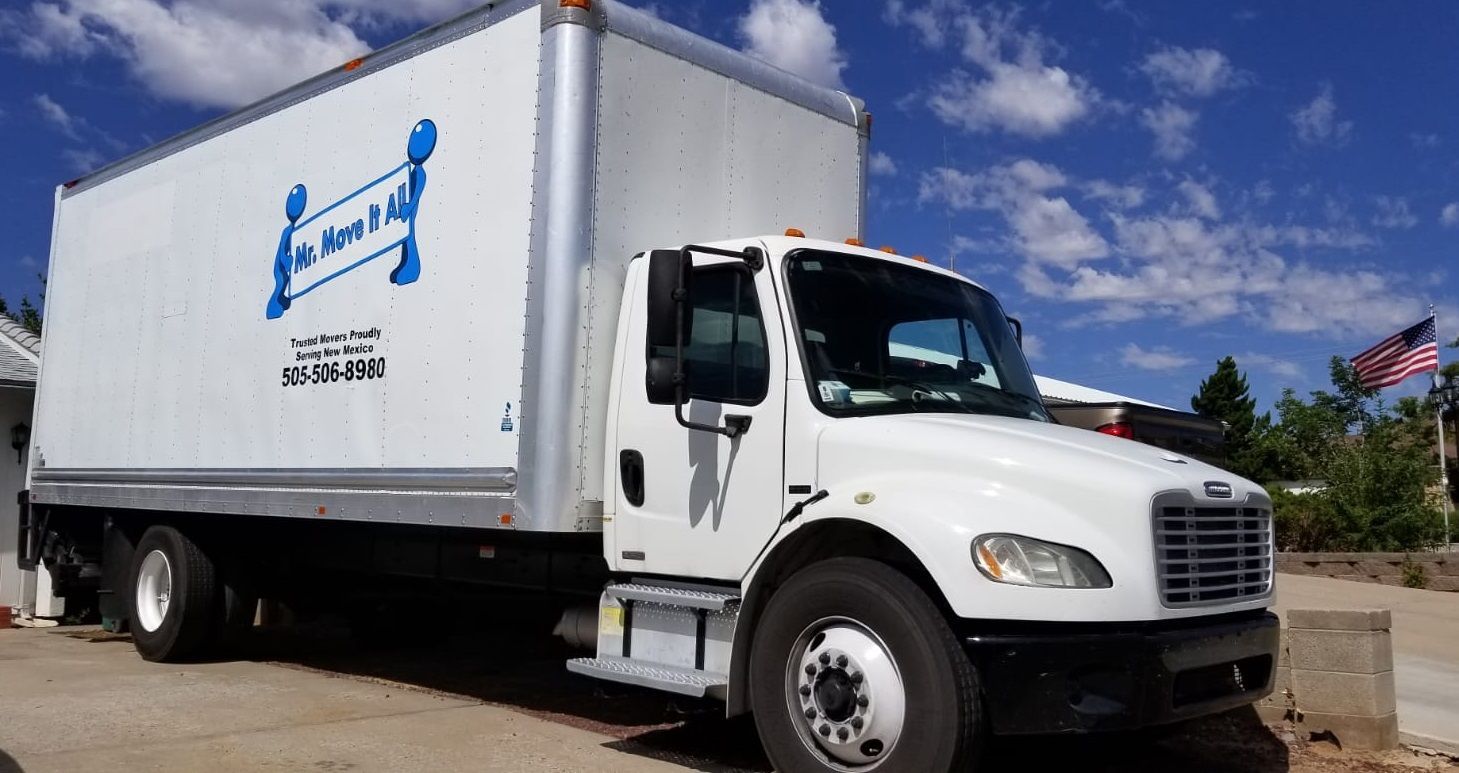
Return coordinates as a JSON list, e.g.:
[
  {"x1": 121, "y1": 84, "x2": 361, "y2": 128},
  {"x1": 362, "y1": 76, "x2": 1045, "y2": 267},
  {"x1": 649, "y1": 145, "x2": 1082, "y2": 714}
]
[
  {"x1": 599, "y1": 0, "x2": 862, "y2": 127},
  {"x1": 60, "y1": 0, "x2": 537, "y2": 198},
  {"x1": 30, "y1": 483, "x2": 519, "y2": 530},
  {"x1": 31, "y1": 467, "x2": 516, "y2": 491}
]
